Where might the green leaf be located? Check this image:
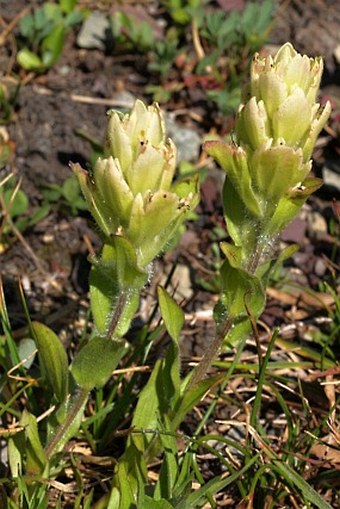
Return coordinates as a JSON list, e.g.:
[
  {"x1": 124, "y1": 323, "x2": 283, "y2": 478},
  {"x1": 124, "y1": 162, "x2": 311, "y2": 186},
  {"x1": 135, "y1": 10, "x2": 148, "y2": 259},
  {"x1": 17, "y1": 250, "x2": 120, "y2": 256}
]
[
  {"x1": 90, "y1": 238, "x2": 147, "y2": 336},
  {"x1": 154, "y1": 422, "x2": 179, "y2": 501},
  {"x1": 18, "y1": 337, "x2": 37, "y2": 369},
  {"x1": 28, "y1": 202, "x2": 50, "y2": 227},
  {"x1": 203, "y1": 140, "x2": 261, "y2": 218},
  {"x1": 89, "y1": 263, "x2": 115, "y2": 336},
  {"x1": 8, "y1": 434, "x2": 24, "y2": 477},
  {"x1": 183, "y1": 453, "x2": 260, "y2": 508},
  {"x1": 64, "y1": 10, "x2": 84, "y2": 28},
  {"x1": 173, "y1": 375, "x2": 224, "y2": 430},
  {"x1": 59, "y1": 0, "x2": 77, "y2": 14},
  {"x1": 3, "y1": 188, "x2": 29, "y2": 217},
  {"x1": 17, "y1": 49, "x2": 44, "y2": 71},
  {"x1": 41, "y1": 183, "x2": 62, "y2": 202},
  {"x1": 158, "y1": 286, "x2": 184, "y2": 343},
  {"x1": 19, "y1": 14, "x2": 35, "y2": 39},
  {"x1": 218, "y1": 248, "x2": 265, "y2": 323},
  {"x1": 43, "y1": 3, "x2": 62, "y2": 22},
  {"x1": 131, "y1": 316, "x2": 184, "y2": 456},
  {"x1": 70, "y1": 336, "x2": 126, "y2": 390},
  {"x1": 31, "y1": 321, "x2": 69, "y2": 403},
  {"x1": 45, "y1": 387, "x2": 88, "y2": 455},
  {"x1": 272, "y1": 460, "x2": 333, "y2": 509},
  {"x1": 141, "y1": 497, "x2": 174, "y2": 509},
  {"x1": 267, "y1": 177, "x2": 323, "y2": 237},
  {"x1": 20, "y1": 410, "x2": 47, "y2": 475},
  {"x1": 220, "y1": 177, "x2": 258, "y2": 250},
  {"x1": 131, "y1": 359, "x2": 163, "y2": 451},
  {"x1": 41, "y1": 25, "x2": 65, "y2": 68},
  {"x1": 112, "y1": 442, "x2": 148, "y2": 509},
  {"x1": 62, "y1": 176, "x2": 81, "y2": 202}
]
